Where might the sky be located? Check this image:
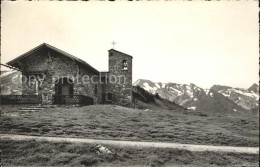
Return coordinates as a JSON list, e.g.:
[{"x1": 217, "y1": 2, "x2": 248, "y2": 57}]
[{"x1": 1, "y1": 1, "x2": 259, "y2": 89}]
